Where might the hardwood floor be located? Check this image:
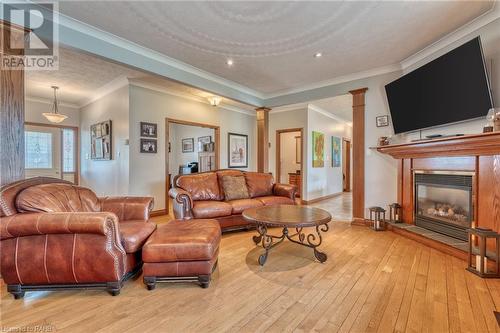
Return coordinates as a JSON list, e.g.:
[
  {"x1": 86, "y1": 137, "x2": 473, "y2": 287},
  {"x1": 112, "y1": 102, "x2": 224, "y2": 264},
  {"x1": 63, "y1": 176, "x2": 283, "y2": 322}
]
[{"x1": 1, "y1": 197, "x2": 499, "y2": 332}]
